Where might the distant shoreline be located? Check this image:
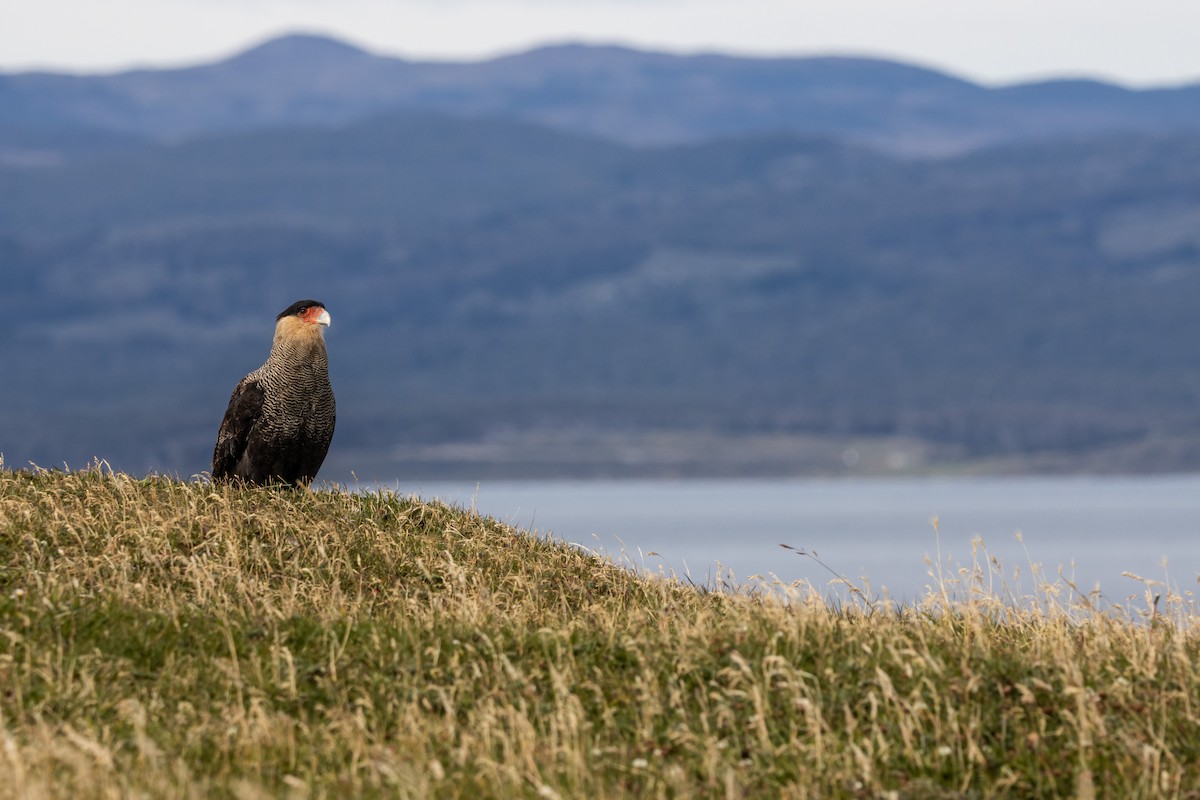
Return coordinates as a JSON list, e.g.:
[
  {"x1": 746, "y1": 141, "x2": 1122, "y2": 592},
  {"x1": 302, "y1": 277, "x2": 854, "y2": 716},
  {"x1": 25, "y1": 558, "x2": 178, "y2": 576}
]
[{"x1": 324, "y1": 429, "x2": 1200, "y2": 484}]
